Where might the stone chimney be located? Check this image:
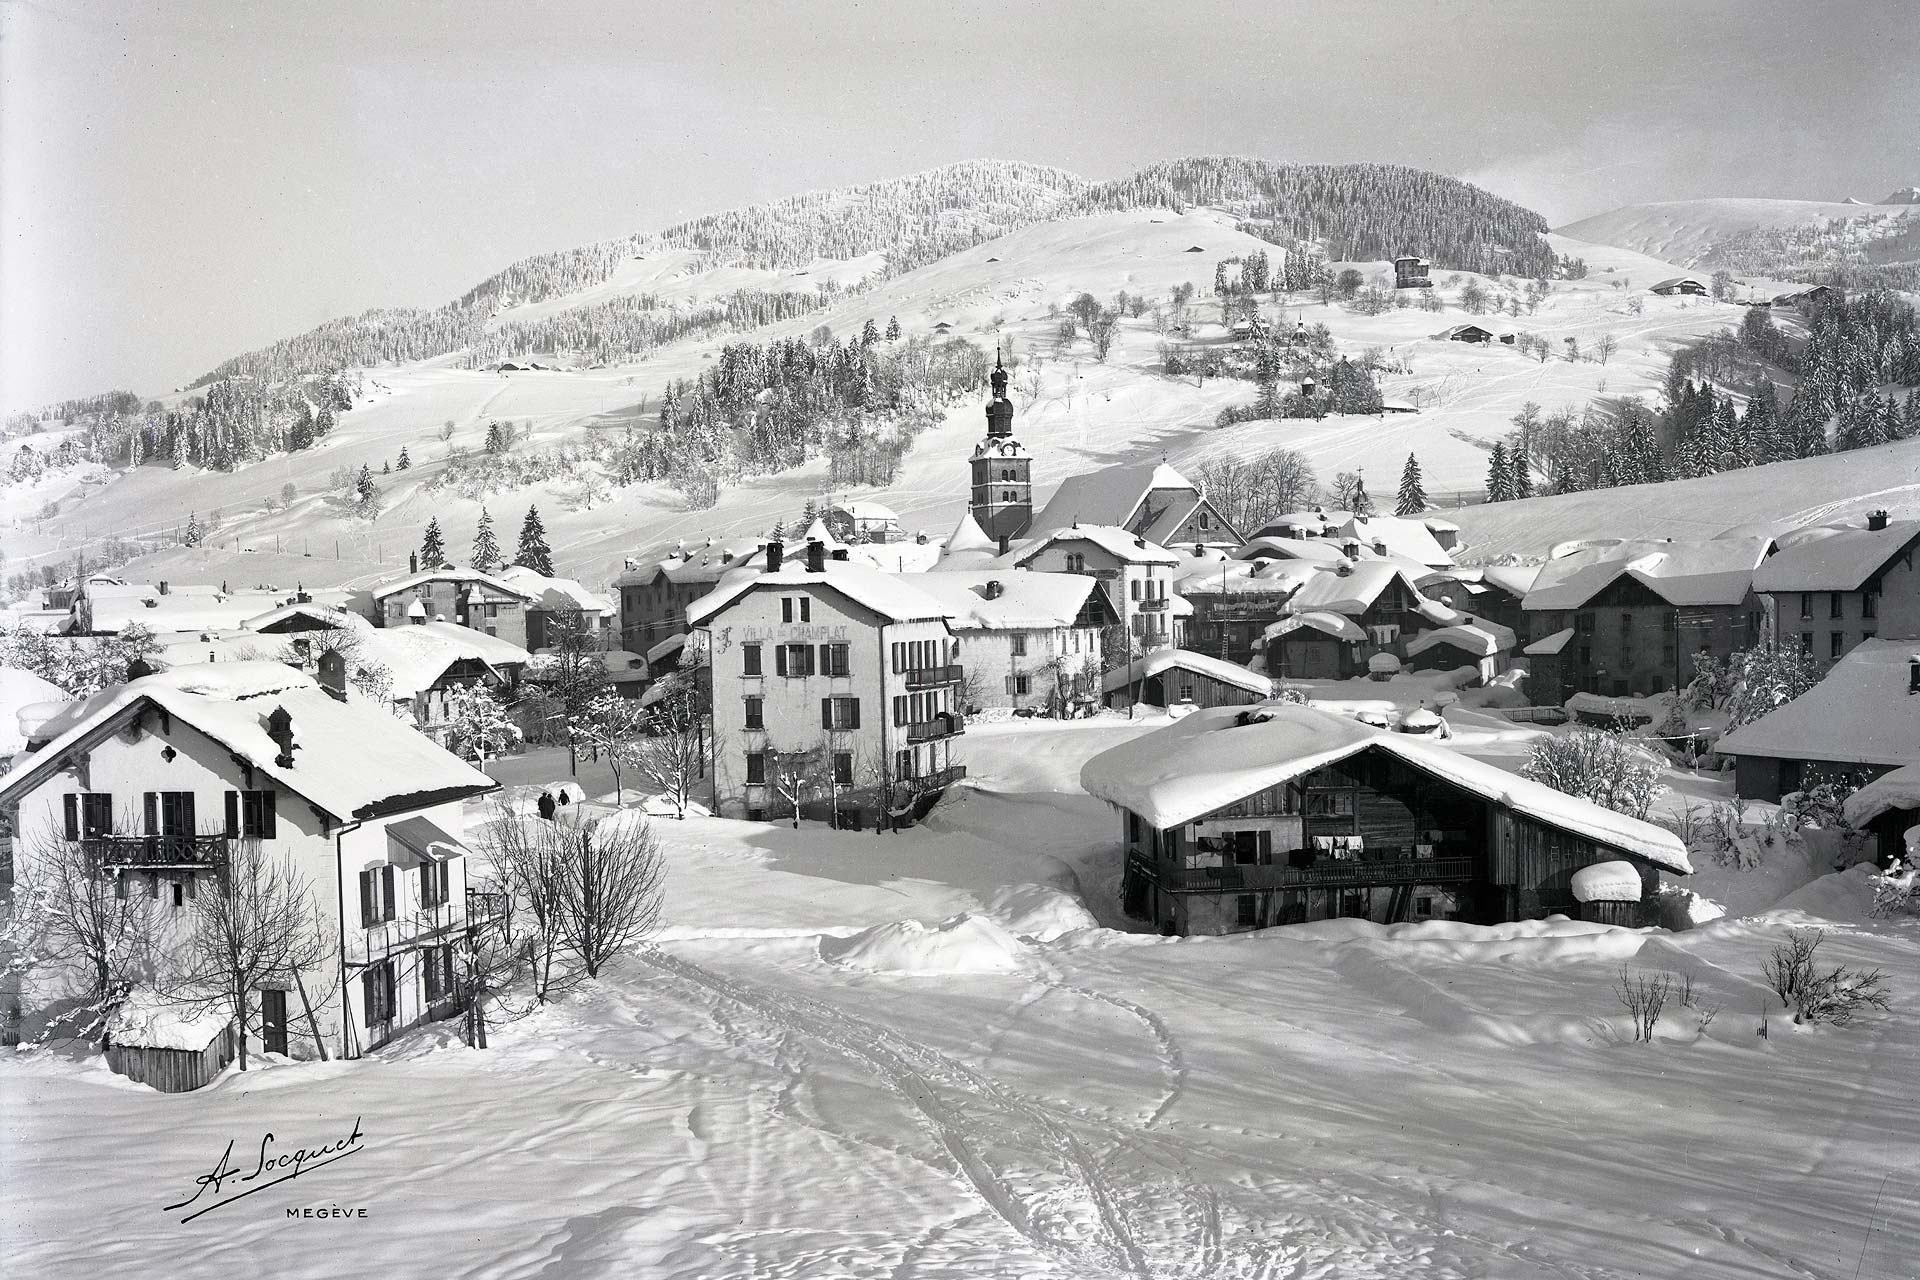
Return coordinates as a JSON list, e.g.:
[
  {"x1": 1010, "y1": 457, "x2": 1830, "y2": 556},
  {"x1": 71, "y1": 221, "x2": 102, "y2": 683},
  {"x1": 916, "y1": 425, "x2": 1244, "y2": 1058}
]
[
  {"x1": 1867, "y1": 510, "x2": 1890, "y2": 532},
  {"x1": 1910, "y1": 655, "x2": 1919, "y2": 696},
  {"x1": 266, "y1": 705, "x2": 299, "y2": 769},
  {"x1": 766, "y1": 541, "x2": 784, "y2": 572},
  {"x1": 158, "y1": 581, "x2": 169, "y2": 596},
  {"x1": 806, "y1": 540, "x2": 827, "y2": 573},
  {"x1": 317, "y1": 649, "x2": 348, "y2": 703},
  {"x1": 1372, "y1": 539, "x2": 1388, "y2": 556},
  {"x1": 409, "y1": 551, "x2": 419, "y2": 574},
  {"x1": 984, "y1": 579, "x2": 1003, "y2": 600}
]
